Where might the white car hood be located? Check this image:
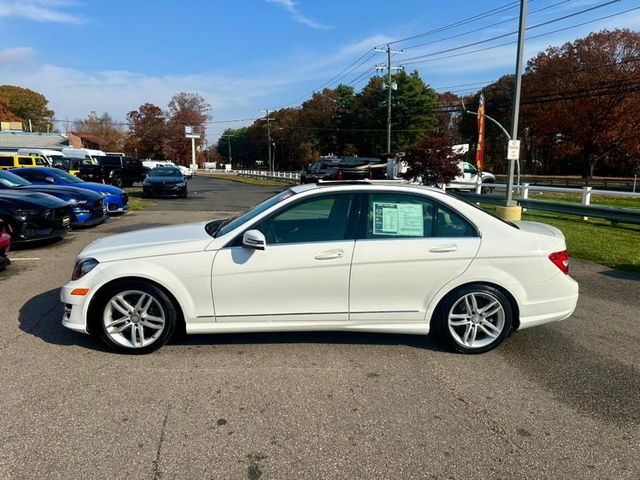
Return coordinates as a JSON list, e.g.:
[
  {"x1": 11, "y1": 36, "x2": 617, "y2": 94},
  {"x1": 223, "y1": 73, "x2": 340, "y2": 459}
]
[
  {"x1": 513, "y1": 221, "x2": 565, "y2": 239},
  {"x1": 80, "y1": 222, "x2": 213, "y2": 262}
]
